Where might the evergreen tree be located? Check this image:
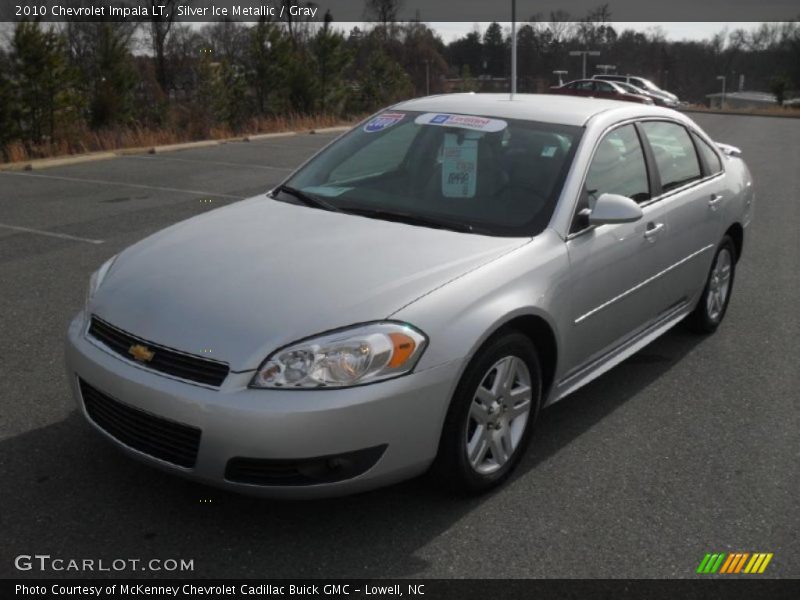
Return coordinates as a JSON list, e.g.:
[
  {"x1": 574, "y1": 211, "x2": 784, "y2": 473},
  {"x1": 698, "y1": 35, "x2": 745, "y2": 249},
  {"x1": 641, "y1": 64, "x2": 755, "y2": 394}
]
[
  {"x1": 65, "y1": 22, "x2": 138, "y2": 128},
  {"x1": 310, "y1": 15, "x2": 353, "y2": 113},
  {"x1": 483, "y1": 22, "x2": 507, "y2": 77},
  {"x1": 245, "y1": 20, "x2": 292, "y2": 115},
  {"x1": 9, "y1": 22, "x2": 81, "y2": 146},
  {"x1": 0, "y1": 49, "x2": 17, "y2": 150},
  {"x1": 354, "y1": 46, "x2": 411, "y2": 111}
]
